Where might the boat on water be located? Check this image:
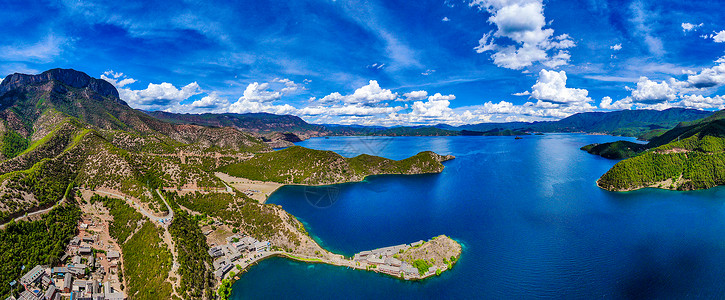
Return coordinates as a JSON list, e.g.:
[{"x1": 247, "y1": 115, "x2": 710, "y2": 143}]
[{"x1": 515, "y1": 136, "x2": 523, "y2": 140}]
